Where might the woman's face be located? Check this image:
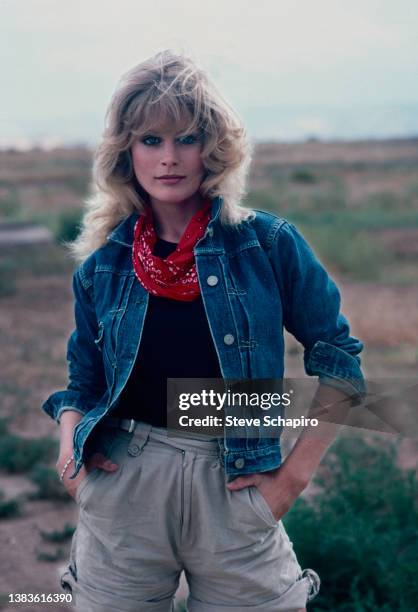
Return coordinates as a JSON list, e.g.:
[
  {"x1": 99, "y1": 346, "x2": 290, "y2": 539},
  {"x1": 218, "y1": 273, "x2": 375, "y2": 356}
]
[{"x1": 130, "y1": 122, "x2": 206, "y2": 207}]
